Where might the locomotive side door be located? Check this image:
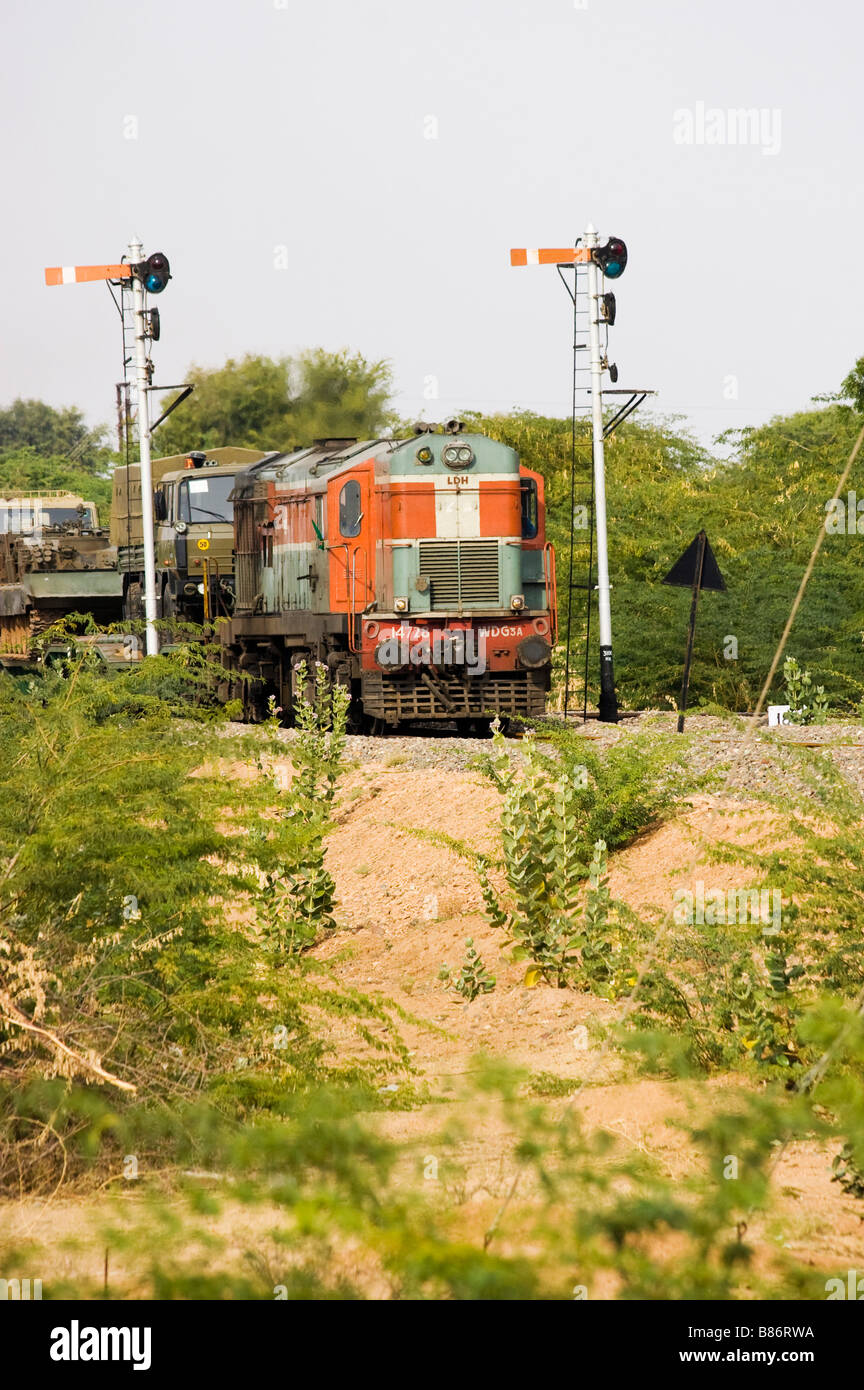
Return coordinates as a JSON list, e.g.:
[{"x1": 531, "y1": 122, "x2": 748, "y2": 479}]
[{"x1": 327, "y1": 467, "x2": 375, "y2": 641}]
